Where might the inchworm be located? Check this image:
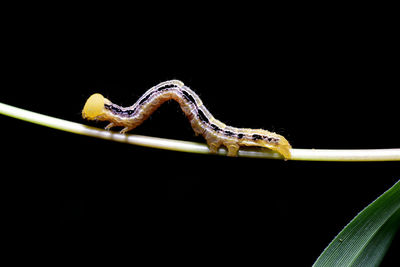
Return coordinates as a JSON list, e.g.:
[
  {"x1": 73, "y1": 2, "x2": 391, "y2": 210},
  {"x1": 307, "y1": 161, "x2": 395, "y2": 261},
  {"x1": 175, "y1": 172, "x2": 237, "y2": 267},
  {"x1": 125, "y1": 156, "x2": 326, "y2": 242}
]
[{"x1": 82, "y1": 80, "x2": 292, "y2": 158}]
